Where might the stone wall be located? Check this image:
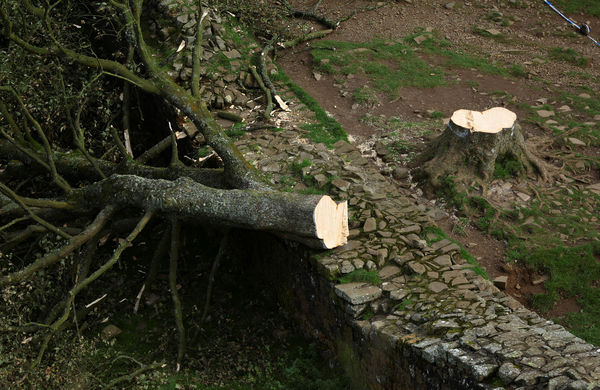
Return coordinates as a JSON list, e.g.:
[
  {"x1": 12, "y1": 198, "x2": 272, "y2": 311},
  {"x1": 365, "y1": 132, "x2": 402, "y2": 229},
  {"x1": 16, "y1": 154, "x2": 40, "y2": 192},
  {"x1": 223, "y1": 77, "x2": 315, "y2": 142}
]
[
  {"x1": 152, "y1": 3, "x2": 600, "y2": 388},
  {"x1": 236, "y1": 129, "x2": 600, "y2": 390}
]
